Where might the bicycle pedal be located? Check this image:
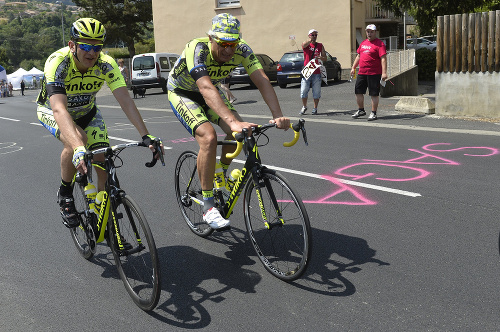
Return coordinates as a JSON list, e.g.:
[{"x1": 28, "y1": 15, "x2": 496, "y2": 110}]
[{"x1": 215, "y1": 225, "x2": 231, "y2": 232}]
